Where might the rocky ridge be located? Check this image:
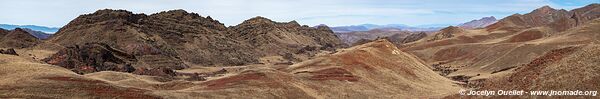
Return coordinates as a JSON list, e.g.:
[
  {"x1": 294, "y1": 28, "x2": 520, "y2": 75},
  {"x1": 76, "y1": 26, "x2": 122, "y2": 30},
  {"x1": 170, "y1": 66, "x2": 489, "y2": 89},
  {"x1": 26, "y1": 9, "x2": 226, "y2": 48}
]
[
  {"x1": 43, "y1": 9, "x2": 344, "y2": 75},
  {"x1": 486, "y1": 4, "x2": 600, "y2": 32}
]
